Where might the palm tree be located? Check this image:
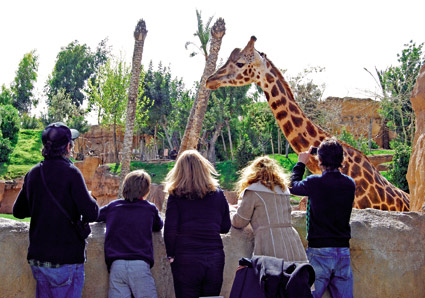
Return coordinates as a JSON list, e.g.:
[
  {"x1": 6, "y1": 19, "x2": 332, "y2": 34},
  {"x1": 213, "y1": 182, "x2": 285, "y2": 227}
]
[
  {"x1": 118, "y1": 19, "x2": 148, "y2": 196},
  {"x1": 179, "y1": 12, "x2": 226, "y2": 155}
]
